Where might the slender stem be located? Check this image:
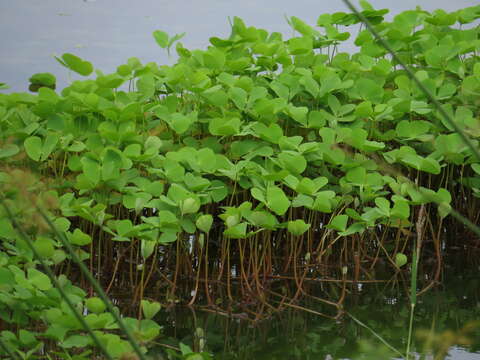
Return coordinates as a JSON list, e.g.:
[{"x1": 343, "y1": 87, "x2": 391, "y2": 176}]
[
  {"x1": 406, "y1": 303, "x2": 415, "y2": 360},
  {"x1": 406, "y1": 244, "x2": 418, "y2": 359}
]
